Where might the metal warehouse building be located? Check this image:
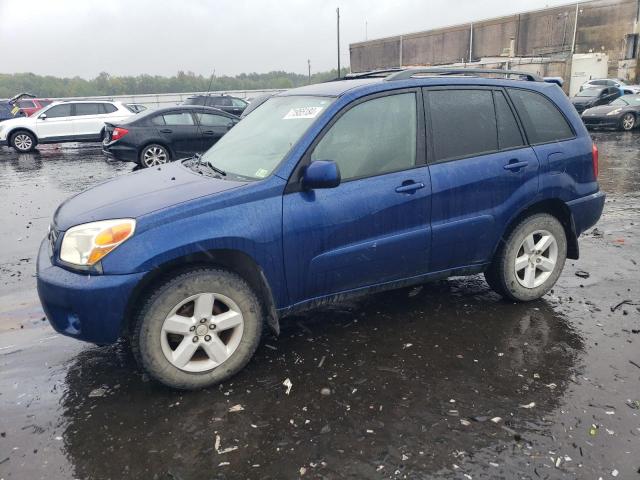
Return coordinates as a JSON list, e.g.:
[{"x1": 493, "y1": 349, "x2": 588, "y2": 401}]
[{"x1": 349, "y1": 0, "x2": 639, "y2": 92}]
